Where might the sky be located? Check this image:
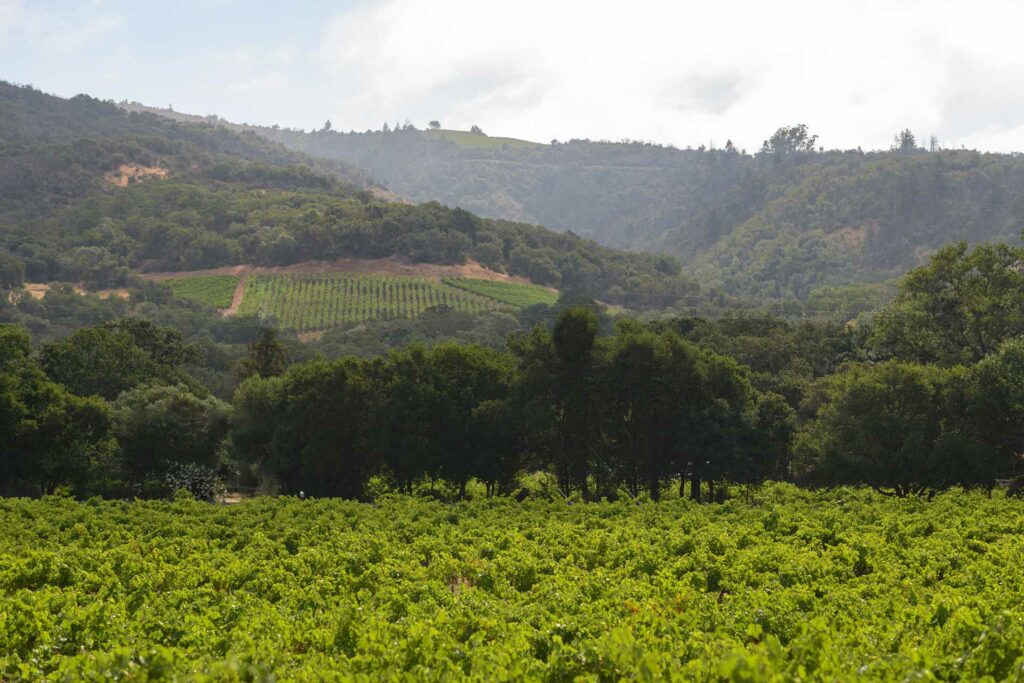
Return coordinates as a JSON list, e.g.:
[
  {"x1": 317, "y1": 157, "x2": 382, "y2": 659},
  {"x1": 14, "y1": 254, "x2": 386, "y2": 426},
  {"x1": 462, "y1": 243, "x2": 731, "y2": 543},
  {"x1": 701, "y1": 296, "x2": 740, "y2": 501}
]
[{"x1": 3, "y1": 0, "x2": 1024, "y2": 152}]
